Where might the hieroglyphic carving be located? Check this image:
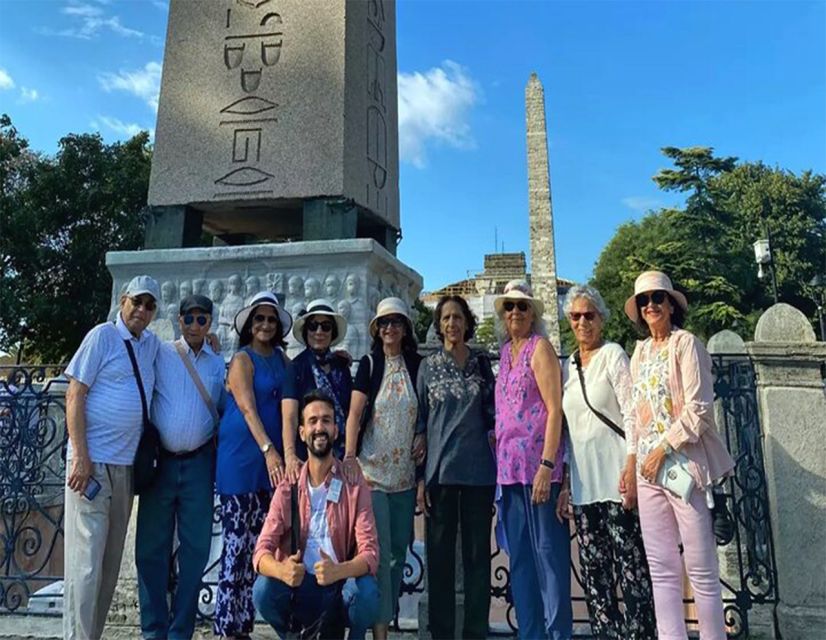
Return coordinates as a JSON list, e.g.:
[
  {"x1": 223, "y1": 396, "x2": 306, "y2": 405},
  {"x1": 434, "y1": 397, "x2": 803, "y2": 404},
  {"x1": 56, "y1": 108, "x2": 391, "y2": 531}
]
[
  {"x1": 215, "y1": 2, "x2": 284, "y2": 197},
  {"x1": 365, "y1": 0, "x2": 388, "y2": 215}
]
